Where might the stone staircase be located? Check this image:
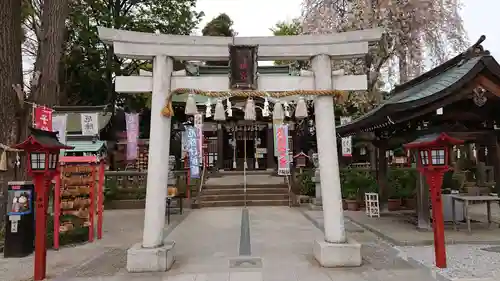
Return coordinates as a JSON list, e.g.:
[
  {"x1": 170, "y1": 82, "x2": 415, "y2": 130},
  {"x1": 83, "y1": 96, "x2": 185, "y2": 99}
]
[{"x1": 198, "y1": 172, "x2": 290, "y2": 207}]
